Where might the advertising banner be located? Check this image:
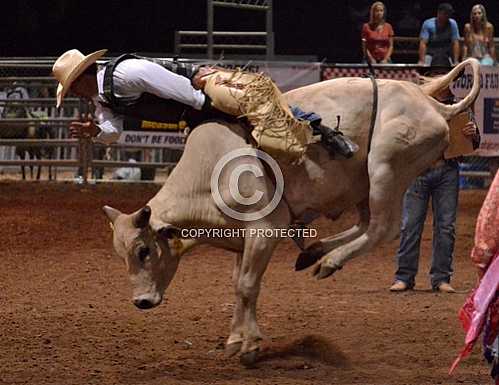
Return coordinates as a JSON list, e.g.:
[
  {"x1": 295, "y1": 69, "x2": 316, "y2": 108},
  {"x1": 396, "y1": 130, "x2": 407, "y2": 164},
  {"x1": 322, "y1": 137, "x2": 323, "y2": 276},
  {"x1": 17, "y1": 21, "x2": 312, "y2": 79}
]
[
  {"x1": 117, "y1": 130, "x2": 186, "y2": 149},
  {"x1": 452, "y1": 65, "x2": 499, "y2": 156}
]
